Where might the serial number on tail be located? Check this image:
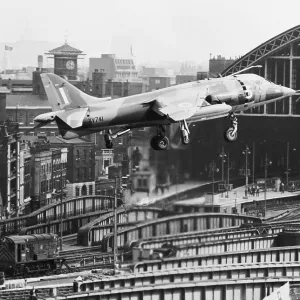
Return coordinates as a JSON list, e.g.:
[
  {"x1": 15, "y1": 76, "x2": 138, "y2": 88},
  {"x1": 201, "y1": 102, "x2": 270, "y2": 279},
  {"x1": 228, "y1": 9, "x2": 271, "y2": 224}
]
[{"x1": 88, "y1": 116, "x2": 104, "y2": 123}]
